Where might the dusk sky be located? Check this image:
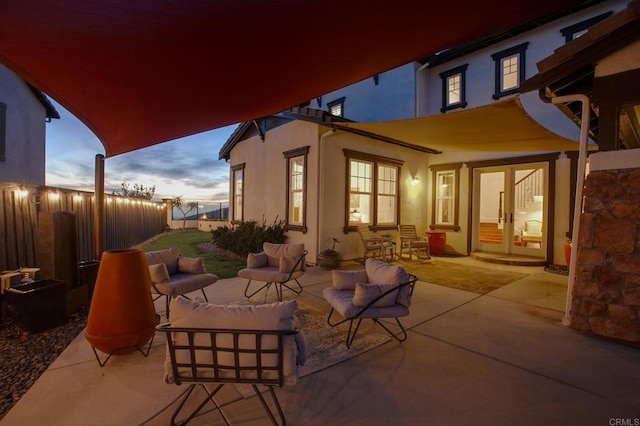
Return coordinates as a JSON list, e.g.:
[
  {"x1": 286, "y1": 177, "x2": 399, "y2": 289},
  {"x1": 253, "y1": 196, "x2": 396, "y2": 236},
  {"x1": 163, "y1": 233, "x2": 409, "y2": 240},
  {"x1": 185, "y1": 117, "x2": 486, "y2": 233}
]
[{"x1": 45, "y1": 100, "x2": 237, "y2": 212}]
